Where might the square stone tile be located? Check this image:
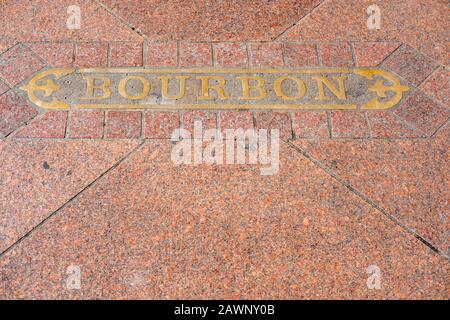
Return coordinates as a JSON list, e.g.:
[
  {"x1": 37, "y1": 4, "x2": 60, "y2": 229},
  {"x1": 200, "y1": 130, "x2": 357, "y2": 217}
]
[
  {"x1": 146, "y1": 42, "x2": 177, "y2": 67},
  {"x1": 28, "y1": 42, "x2": 74, "y2": 67},
  {"x1": 254, "y1": 111, "x2": 292, "y2": 140},
  {"x1": 292, "y1": 111, "x2": 329, "y2": 138},
  {"x1": 214, "y1": 43, "x2": 248, "y2": 67},
  {"x1": 110, "y1": 42, "x2": 143, "y2": 67},
  {"x1": 249, "y1": 43, "x2": 283, "y2": 67},
  {"x1": 67, "y1": 111, "x2": 104, "y2": 139},
  {"x1": 144, "y1": 111, "x2": 179, "y2": 139},
  {"x1": 319, "y1": 43, "x2": 354, "y2": 67},
  {"x1": 420, "y1": 67, "x2": 449, "y2": 105},
  {"x1": 0, "y1": 91, "x2": 38, "y2": 137},
  {"x1": 13, "y1": 111, "x2": 67, "y2": 138},
  {"x1": 331, "y1": 112, "x2": 369, "y2": 138},
  {"x1": 105, "y1": 111, "x2": 142, "y2": 139},
  {"x1": 393, "y1": 91, "x2": 449, "y2": 136},
  {"x1": 182, "y1": 111, "x2": 217, "y2": 134},
  {"x1": 180, "y1": 43, "x2": 212, "y2": 67},
  {"x1": 75, "y1": 43, "x2": 108, "y2": 68},
  {"x1": 284, "y1": 43, "x2": 318, "y2": 66},
  {"x1": 219, "y1": 111, "x2": 254, "y2": 130},
  {"x1": 383, "y1": 45, "x2": 439, "y2": 86},
  {"x1": 0, "y1": 44, "x2": 46, "y2": 86},
  {"x1": 353, "y1": 42, "x2": 400, "y2": 67}
]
